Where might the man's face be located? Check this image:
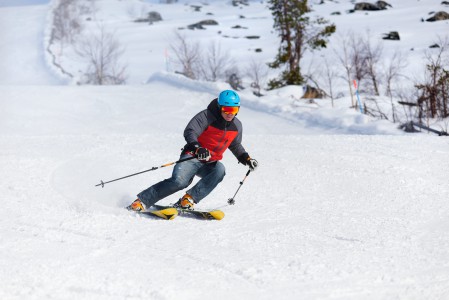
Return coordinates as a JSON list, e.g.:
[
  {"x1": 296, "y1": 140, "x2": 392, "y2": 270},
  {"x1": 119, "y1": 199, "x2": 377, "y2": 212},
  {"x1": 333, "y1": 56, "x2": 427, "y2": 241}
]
[
  {"x1": 221, "y1": 111, "x2": 236, "y2": 122},
  {"x1": 220, "y1": 106, "x2": 239, "y2": 121}
]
